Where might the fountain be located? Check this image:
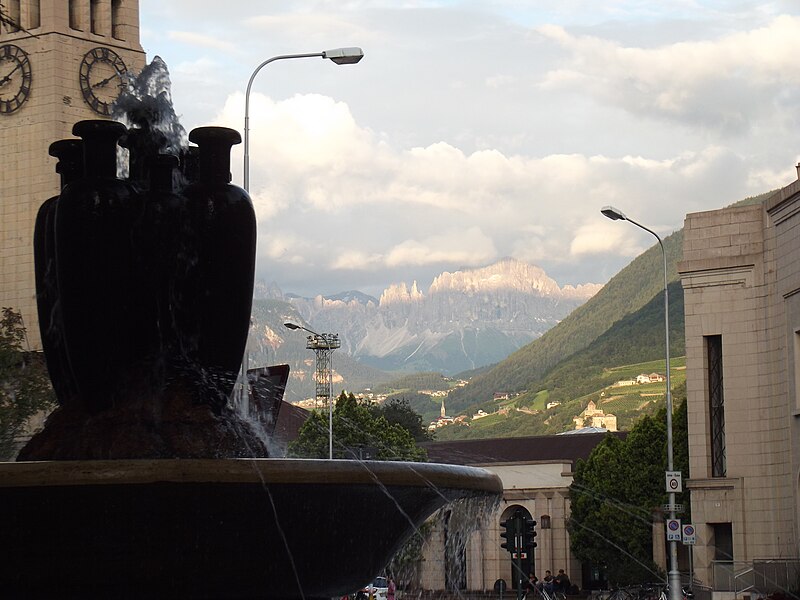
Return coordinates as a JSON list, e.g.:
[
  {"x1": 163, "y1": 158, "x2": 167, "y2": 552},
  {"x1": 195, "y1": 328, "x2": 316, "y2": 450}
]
[{"x1": 0, "y1": 93, "x2": 501, "y2": 594}]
